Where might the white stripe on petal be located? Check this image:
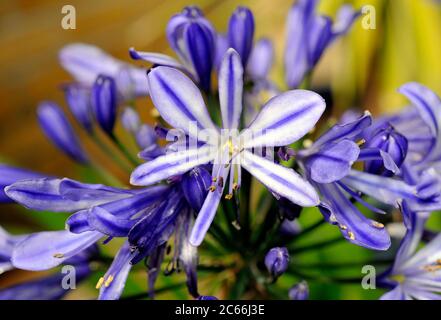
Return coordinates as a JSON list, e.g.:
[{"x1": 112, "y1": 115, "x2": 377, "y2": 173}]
[
  {"x1": 130, "y1": 146, "x2": 215, "y2": 186},
  {"x1": 241, "y1": 150, "x2": 319, "y2": 206},
  {"x1": 242, "y1": 90, "x2": 325, "y2": 148},
  {"x1": 218, "y1": 48, "x2": 243, "y2": 130}
]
